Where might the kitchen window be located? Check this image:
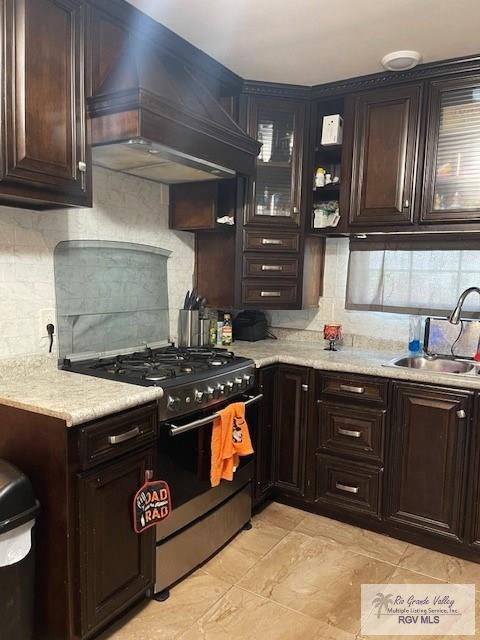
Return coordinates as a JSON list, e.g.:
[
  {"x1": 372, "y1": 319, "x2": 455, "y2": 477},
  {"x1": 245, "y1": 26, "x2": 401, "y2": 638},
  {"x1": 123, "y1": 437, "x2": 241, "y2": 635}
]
[{"x1": 346, "y1": 238, "x2": 480, "y2": 316}]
